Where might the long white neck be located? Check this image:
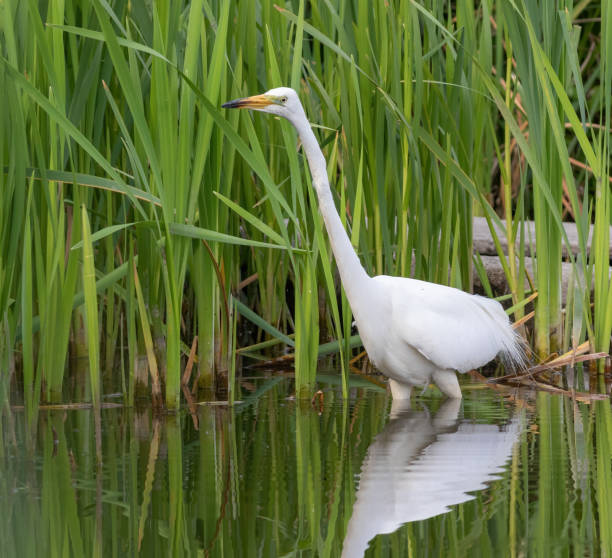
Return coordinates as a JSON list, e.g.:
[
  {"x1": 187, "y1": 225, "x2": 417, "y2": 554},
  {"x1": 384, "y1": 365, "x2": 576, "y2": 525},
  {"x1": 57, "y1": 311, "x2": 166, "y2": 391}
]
[{"x1": 289, "y1": 112, "x2": 371, "y2": 307}]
